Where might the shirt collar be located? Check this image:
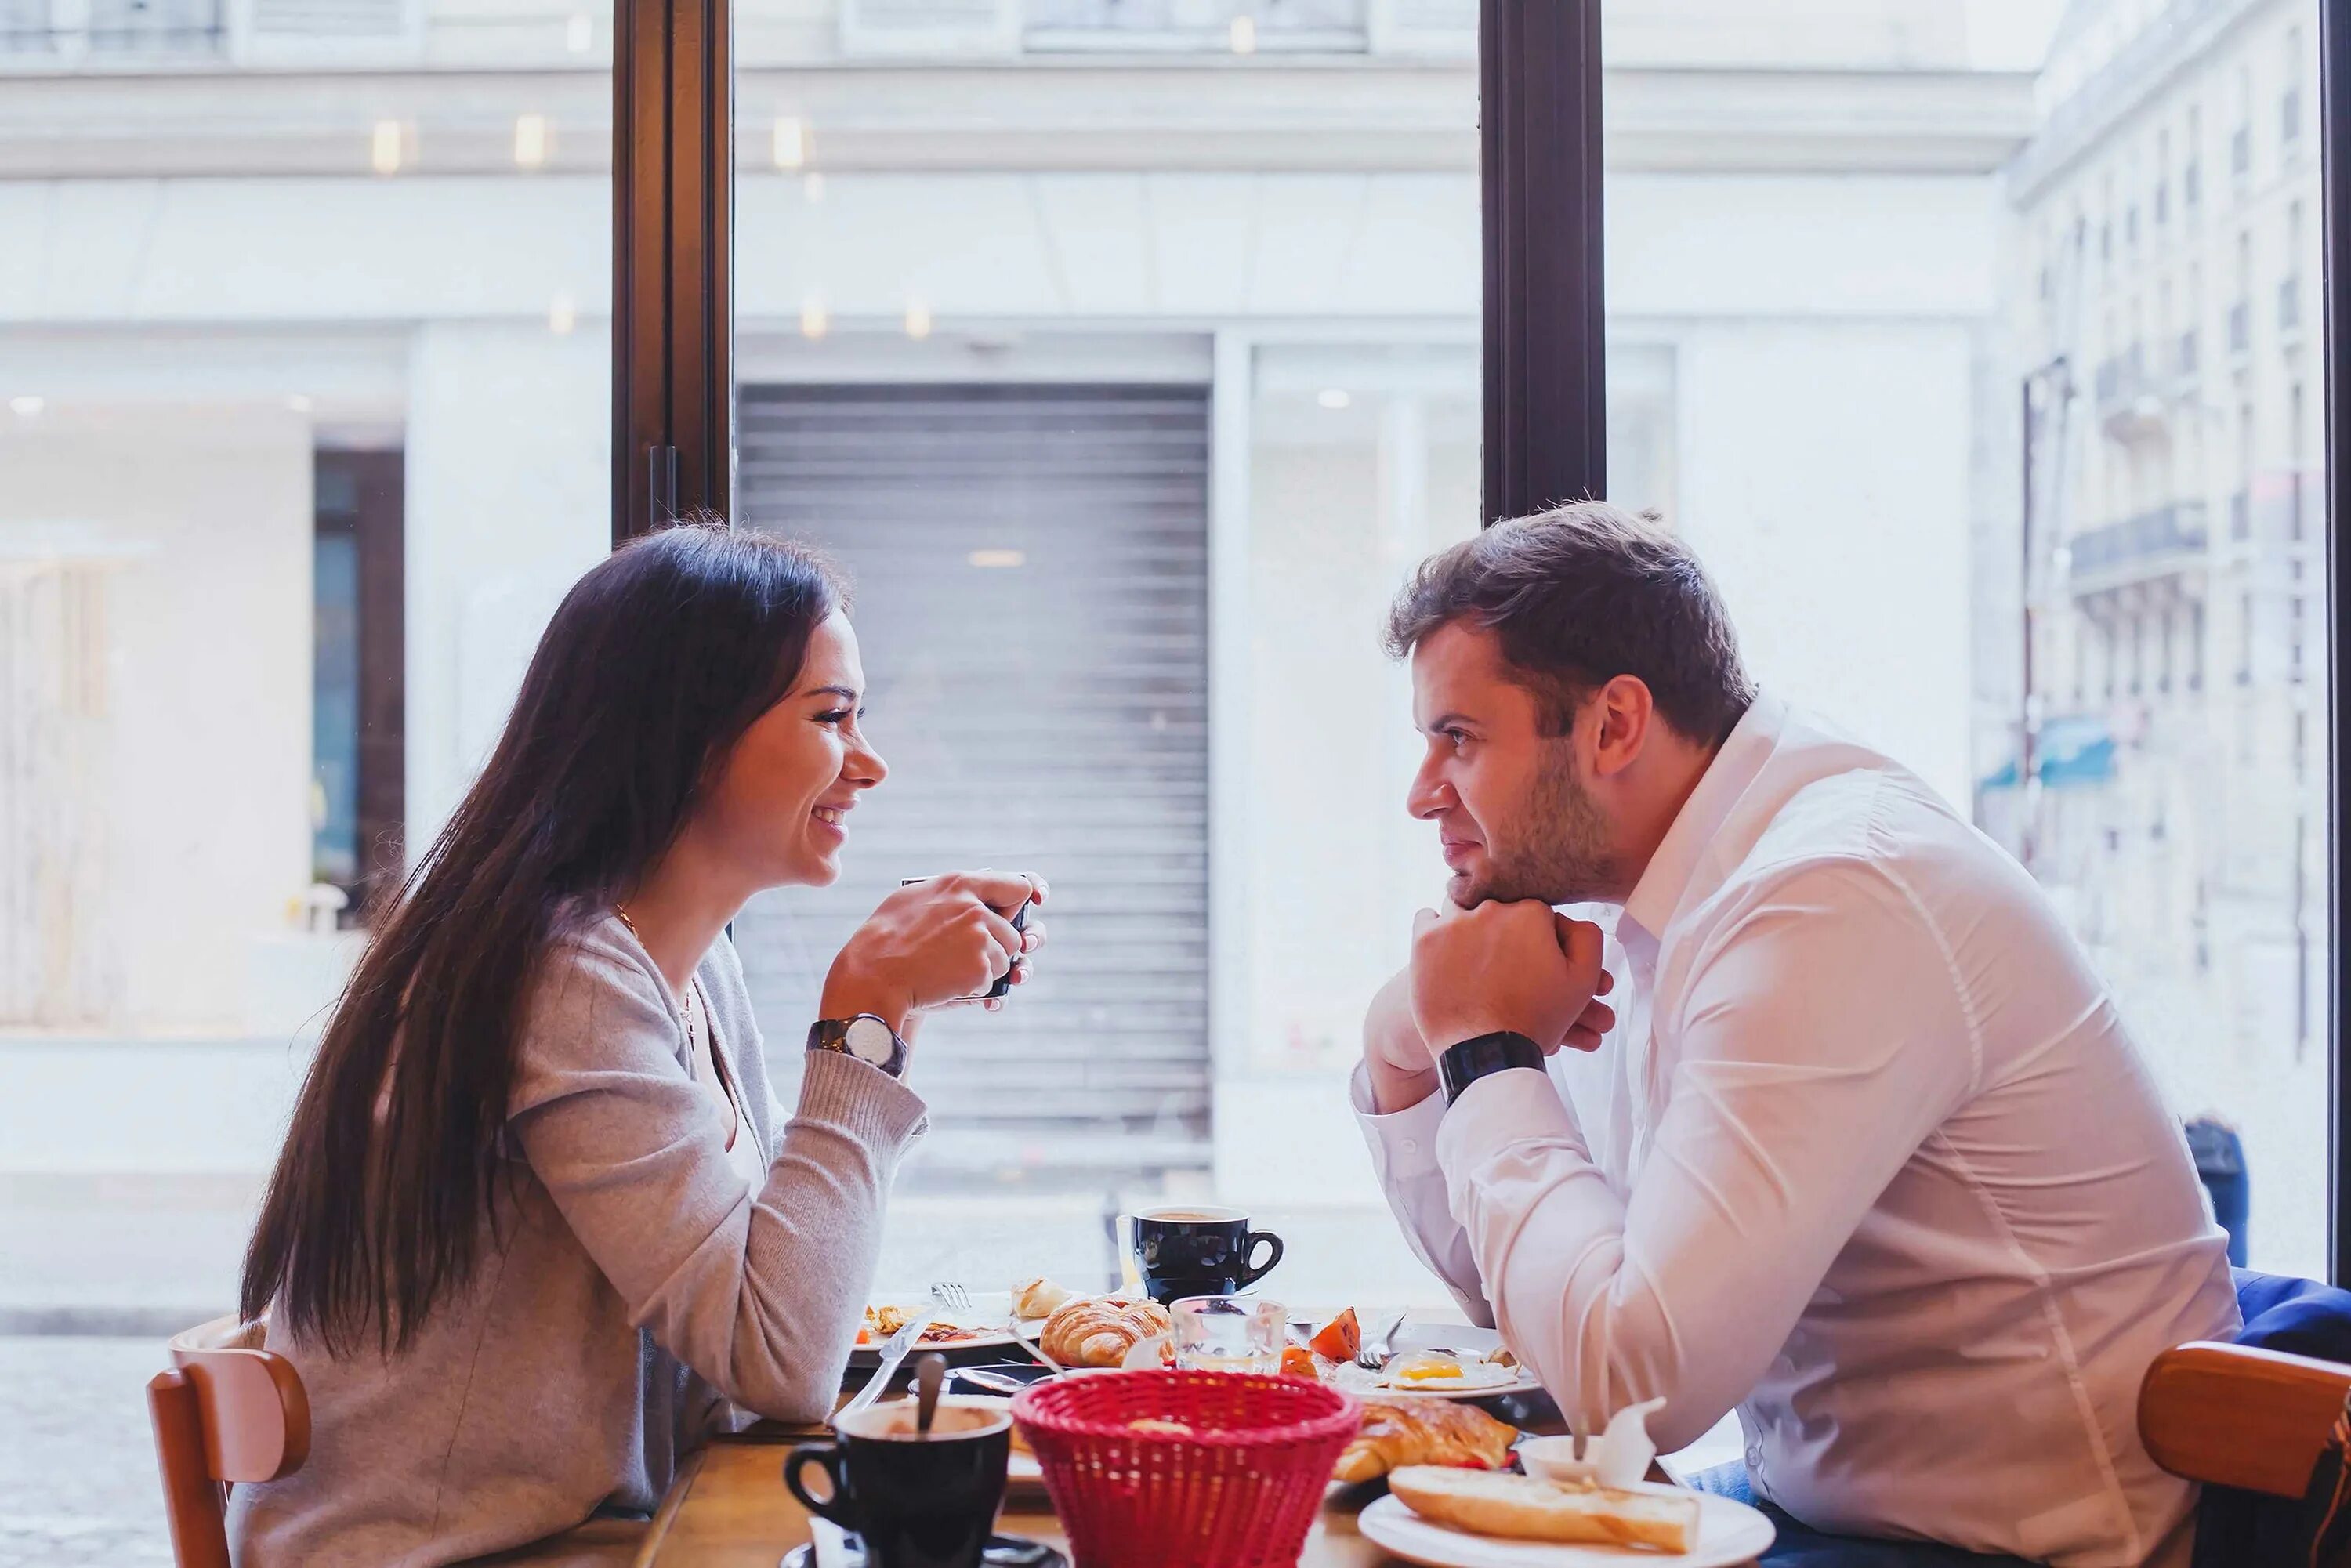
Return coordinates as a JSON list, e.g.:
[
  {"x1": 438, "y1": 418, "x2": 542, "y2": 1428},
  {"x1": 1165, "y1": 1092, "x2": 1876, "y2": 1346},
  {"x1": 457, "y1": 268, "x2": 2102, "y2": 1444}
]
[{"x1": 1617, "y1": 691, "x2": 1787, "y2": 955}]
